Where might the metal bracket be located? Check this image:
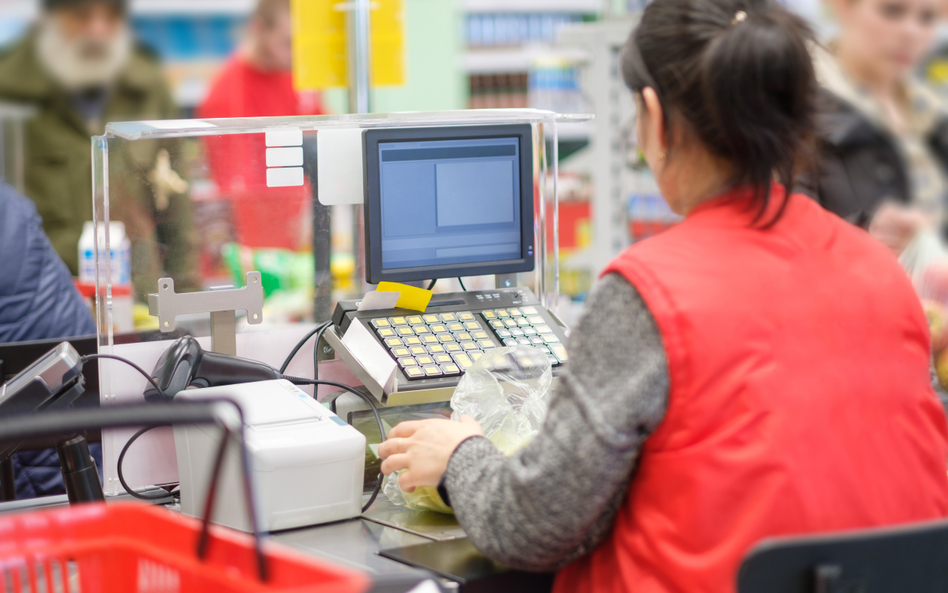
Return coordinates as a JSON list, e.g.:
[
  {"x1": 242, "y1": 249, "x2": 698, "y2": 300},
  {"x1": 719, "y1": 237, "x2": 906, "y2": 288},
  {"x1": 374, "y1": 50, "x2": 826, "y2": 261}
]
[{"x1": 148, "y1": 272, "x2": 264, "y2": 356}]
